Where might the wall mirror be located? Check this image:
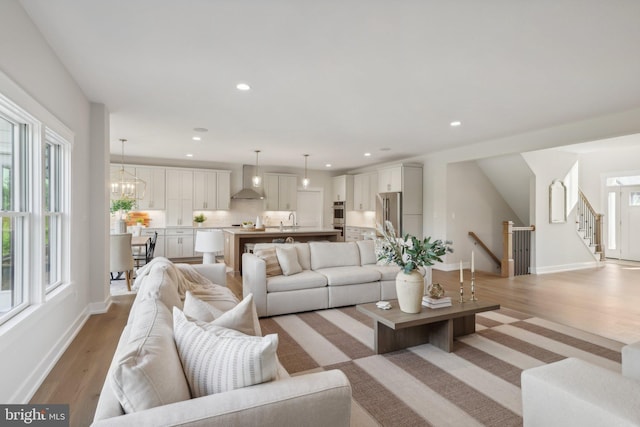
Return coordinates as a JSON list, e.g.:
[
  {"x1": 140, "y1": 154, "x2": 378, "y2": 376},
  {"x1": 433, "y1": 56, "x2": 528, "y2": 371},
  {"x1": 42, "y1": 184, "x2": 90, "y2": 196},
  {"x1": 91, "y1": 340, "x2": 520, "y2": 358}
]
[{"x1": 549, "y1": 179, "x2": 567, "y2": 223}]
